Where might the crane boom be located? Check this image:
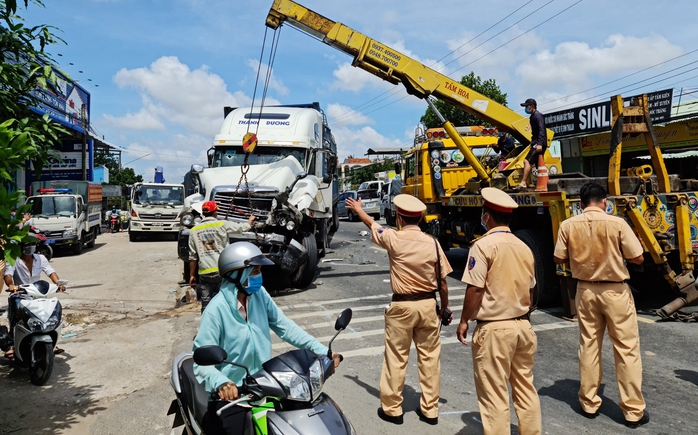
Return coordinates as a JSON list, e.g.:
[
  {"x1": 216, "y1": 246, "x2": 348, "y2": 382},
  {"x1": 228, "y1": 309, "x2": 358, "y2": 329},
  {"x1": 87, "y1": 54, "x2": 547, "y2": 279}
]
[{"x1": 266, "y1": 0, "x2": 554, "y2": 151}]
